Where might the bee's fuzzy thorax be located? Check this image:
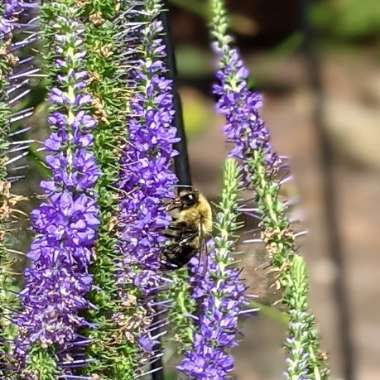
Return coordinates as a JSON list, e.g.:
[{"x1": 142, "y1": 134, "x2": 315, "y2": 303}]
[
  {"x1": 174, "y1": 192, "x2": 212, "y2": 236},
  {"x1": 162, "y1": 190, "x2": 213, "y2": 270},
  {"x1": 198, "y1": 193, "x2": 213, "y2": 235}
]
